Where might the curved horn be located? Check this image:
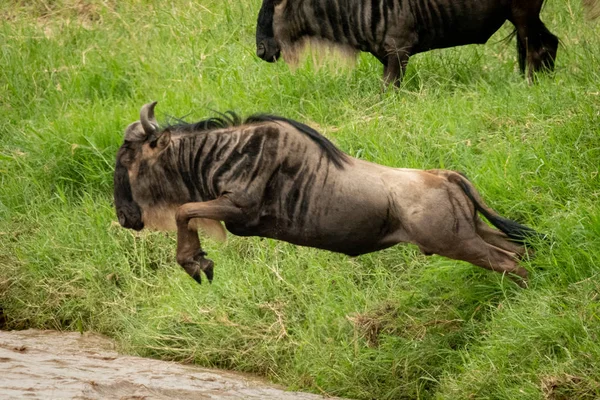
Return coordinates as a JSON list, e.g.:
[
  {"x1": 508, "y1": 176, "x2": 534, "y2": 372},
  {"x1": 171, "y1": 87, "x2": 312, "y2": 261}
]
[{"x1": 140, "y1": 101, "x2": 158, "y2": 135}]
